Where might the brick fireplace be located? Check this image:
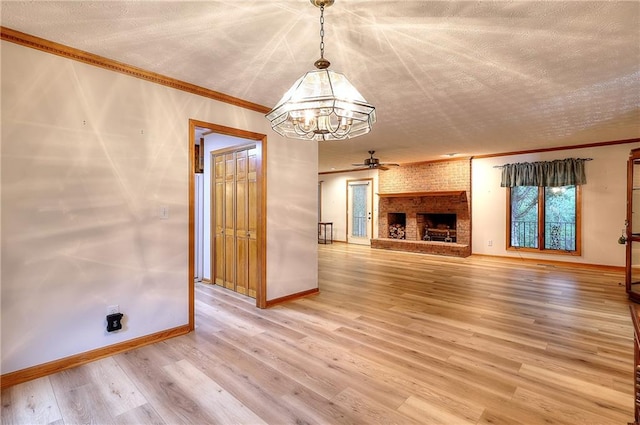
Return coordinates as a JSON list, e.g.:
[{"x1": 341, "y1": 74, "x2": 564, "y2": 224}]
[
  {"x1": 372, "y1": 191, "x2": 470, "y2": 257},
  {"x1": 370, "y1": 159, "x2": 471, "y2": 257}
]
